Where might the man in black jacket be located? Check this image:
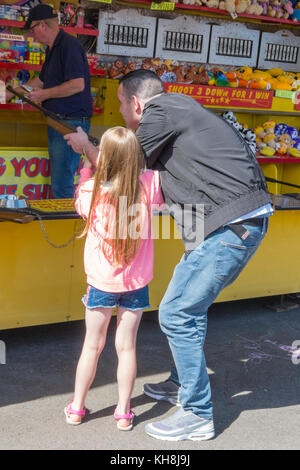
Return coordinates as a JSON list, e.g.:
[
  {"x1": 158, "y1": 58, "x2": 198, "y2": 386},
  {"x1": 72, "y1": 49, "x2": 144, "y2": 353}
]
[{"x1": 65, "y1": 70, "x2": 272, "y2": 441}]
